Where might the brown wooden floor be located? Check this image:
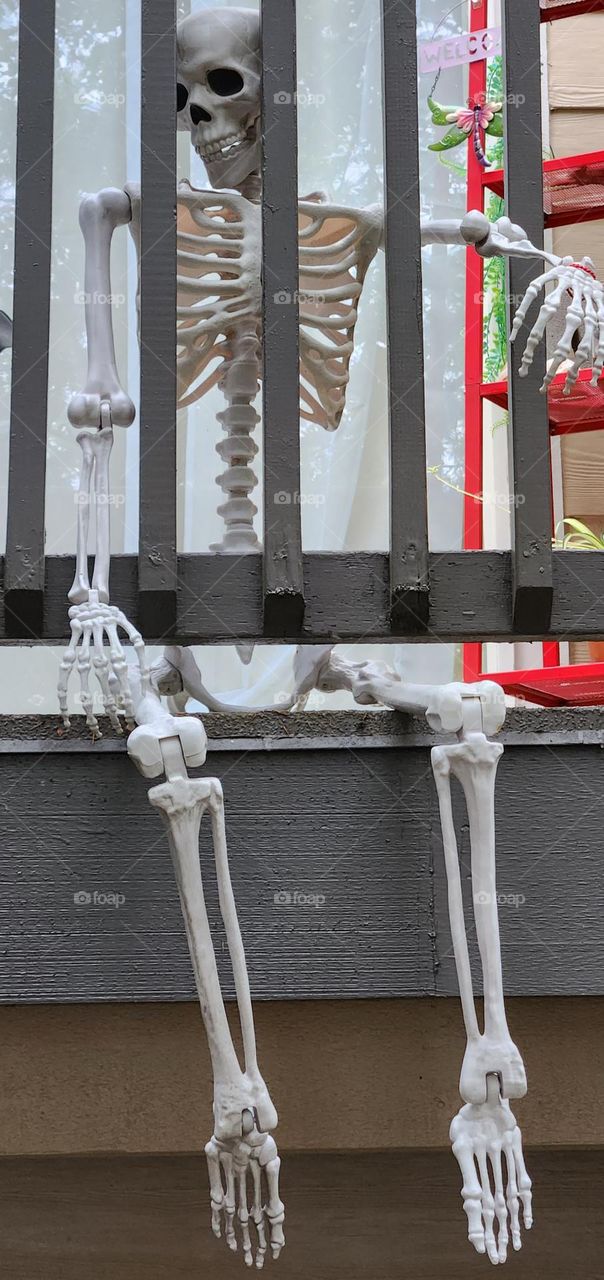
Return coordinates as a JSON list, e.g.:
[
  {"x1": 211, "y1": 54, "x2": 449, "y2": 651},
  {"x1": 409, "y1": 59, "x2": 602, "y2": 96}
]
[{"x1": 0, "y1": 1149, "x2": 600, "y2": 1279}]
